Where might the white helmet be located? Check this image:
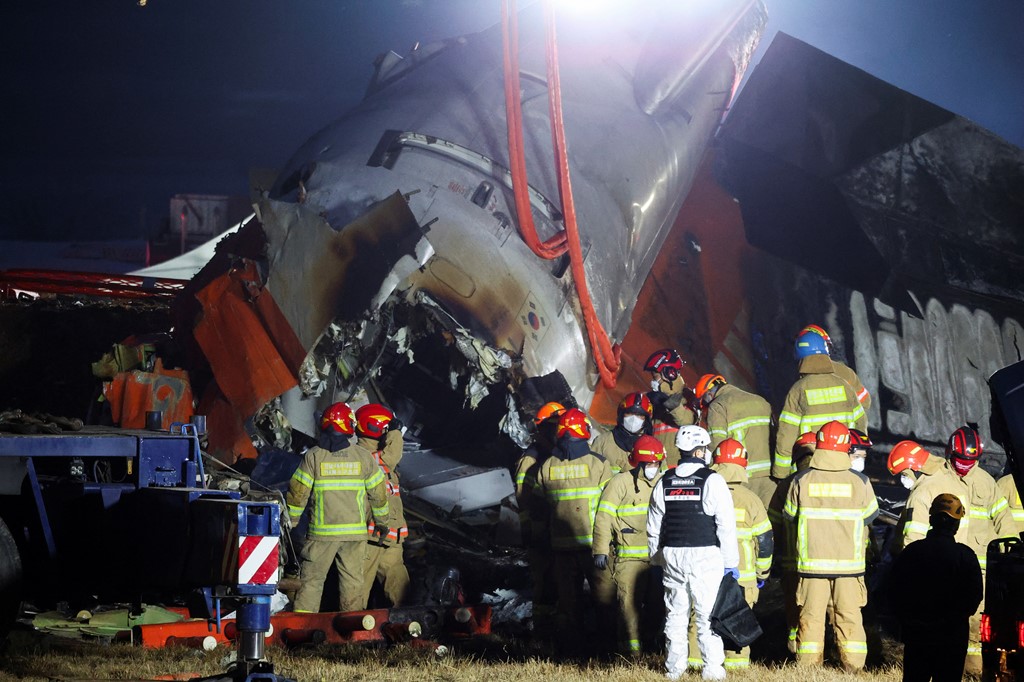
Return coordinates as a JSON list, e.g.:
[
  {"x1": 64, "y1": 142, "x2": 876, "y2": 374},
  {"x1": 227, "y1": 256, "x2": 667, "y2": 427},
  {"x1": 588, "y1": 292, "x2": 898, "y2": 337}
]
[{"x1": 676, "y1": 425, "x2": 711, "y2": 454}]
